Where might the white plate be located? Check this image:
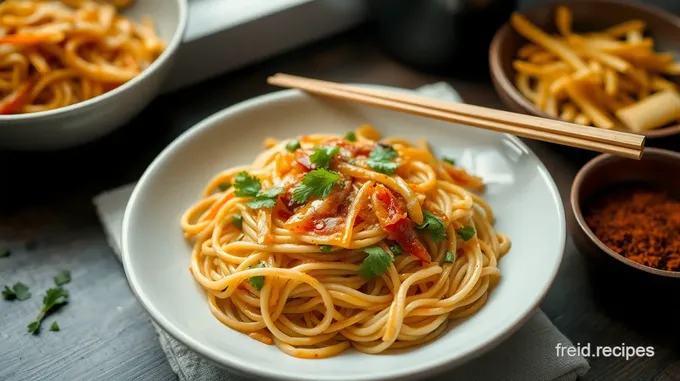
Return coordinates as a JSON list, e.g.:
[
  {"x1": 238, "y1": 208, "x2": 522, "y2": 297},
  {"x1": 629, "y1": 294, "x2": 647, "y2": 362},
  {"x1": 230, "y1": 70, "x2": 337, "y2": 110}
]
[{"x1": 122, "y1": 86, "x2": 566, "y2": 381}]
